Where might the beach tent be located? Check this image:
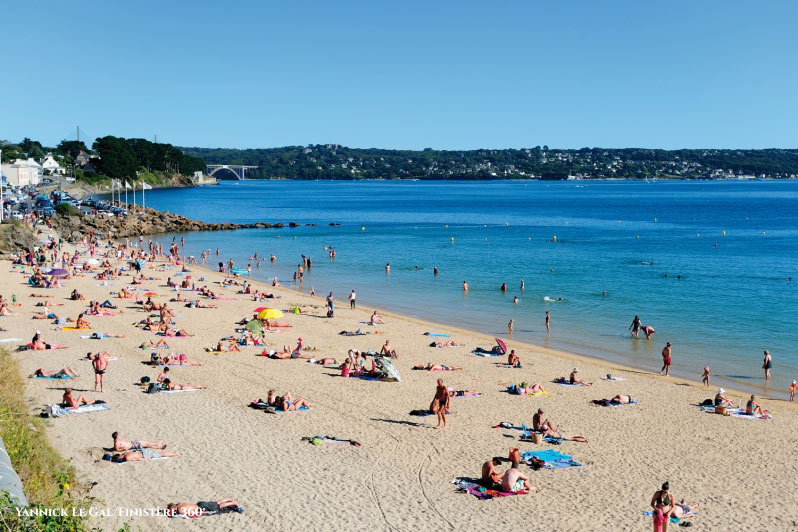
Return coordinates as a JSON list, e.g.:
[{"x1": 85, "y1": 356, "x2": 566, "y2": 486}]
[{"x1": 245, "y1": 319, "x2": 264, "y2": 335}]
